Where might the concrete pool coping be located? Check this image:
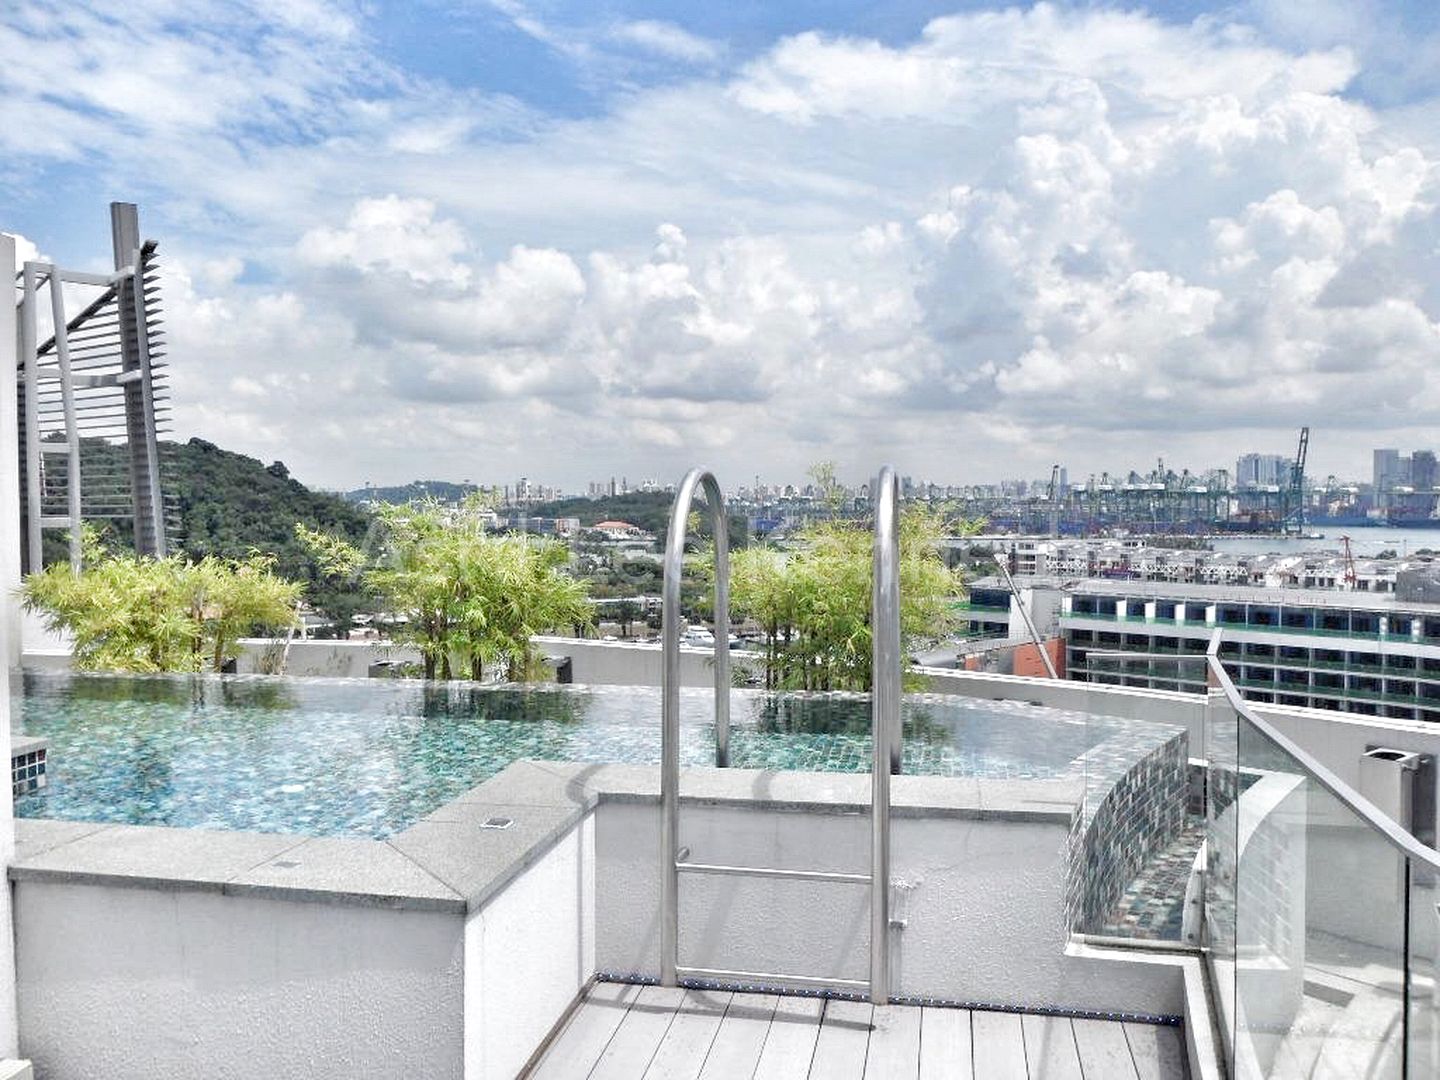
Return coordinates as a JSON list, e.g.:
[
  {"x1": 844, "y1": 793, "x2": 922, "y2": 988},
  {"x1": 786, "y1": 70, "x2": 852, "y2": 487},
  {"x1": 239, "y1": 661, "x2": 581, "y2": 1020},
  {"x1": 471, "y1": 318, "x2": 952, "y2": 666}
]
[{"x1": 10, "y1": 760, "x2": 1083, "y2": 916}]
